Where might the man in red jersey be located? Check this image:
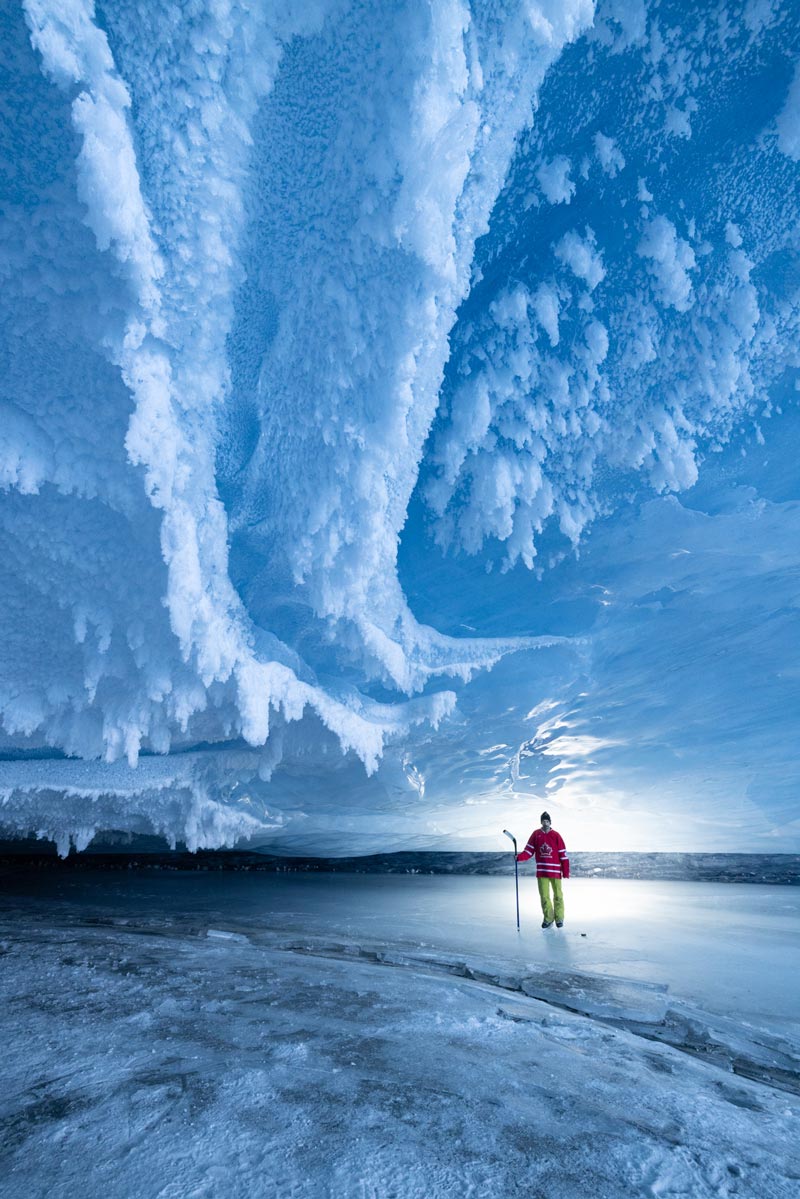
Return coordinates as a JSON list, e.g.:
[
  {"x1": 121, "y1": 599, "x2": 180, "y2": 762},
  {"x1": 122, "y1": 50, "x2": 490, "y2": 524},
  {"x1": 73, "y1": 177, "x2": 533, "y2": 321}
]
[{"x1": 516, "y1": 811, "x2": 570, "y2": 928}]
